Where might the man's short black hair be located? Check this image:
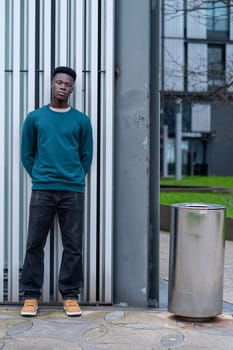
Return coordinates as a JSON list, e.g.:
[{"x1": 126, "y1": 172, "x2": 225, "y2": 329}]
[{"x1": 52, "y1": 66, "x2": 77, "y2": 82}]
